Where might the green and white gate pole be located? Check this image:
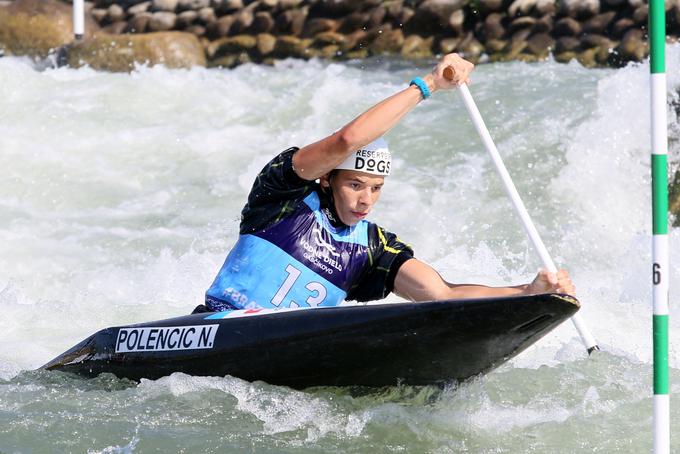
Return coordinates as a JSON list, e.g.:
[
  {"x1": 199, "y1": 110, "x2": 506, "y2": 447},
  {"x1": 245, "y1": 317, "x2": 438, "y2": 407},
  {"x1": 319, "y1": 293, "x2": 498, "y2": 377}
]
[{"x1": 650, "y1": 0, "x2": 669, "y2": 452}]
